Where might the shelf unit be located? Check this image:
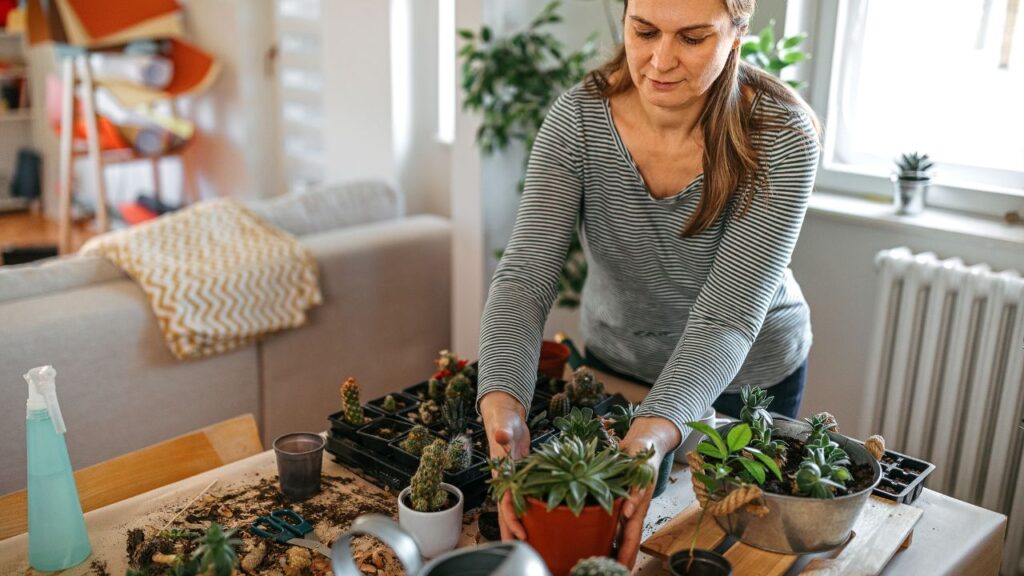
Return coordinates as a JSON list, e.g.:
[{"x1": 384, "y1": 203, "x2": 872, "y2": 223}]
[{"x1": 0, "y1": 29, "x2": 32, "y2": 214}]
